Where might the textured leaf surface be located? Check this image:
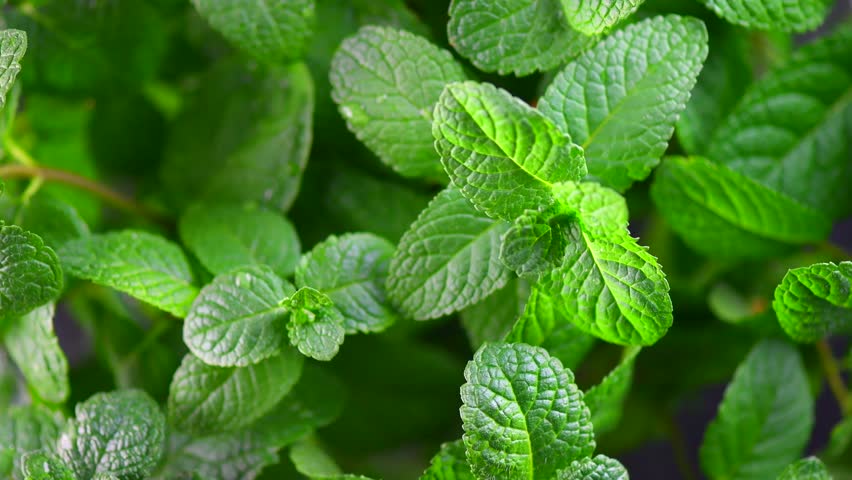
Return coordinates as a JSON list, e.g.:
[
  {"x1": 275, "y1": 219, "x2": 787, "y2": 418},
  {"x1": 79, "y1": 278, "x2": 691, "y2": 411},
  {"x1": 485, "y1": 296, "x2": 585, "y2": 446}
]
[
  {"x1": 651, "y1": 156, "x2": 832, "y2": 259},
  {"x1": 183, "y1": 266, "x2": 294, "y2": 367},
  {"x1": 387, "y1": 188, "x2": 511, "y2": 320},
  {"x1": 434, "y1": 82, "x2": 586, "y2": 221},
  {"x1": 500, "y1": 210, "x2": 573, "y2": 280},
  {"x1": 4, "y1": 303, "x2": 69, "y2": 404},
  {"x1": 330, "y1": 26, "x2": 466, "y2": 178},
  {"x1": 58, "y1": 390, "x2": 166, "y2": 480},
  {"x1": 707, "y1": 24, "x2": 852, "y2": 219},
  {"x1": 539, "y1": 15, "x2": 708, "y2": 191},
  {"x1": 560, "y1": 0, "x2": 644, "y2": 35},
  {"x1": 179, "y1": 203, "x2": 301, "y2": 278},
  {"x1": 21, "y1": 453, "x2": 75, "y2": 480},
  {"x1": 701, "y1": 0, "x2": 830, "y2": 32},
  {"x1": 776, "y1": 457, "x2": 830, "y2": 480},
  {"x1": 773, "y1": 261, "x2": 852, "y2": 342},
  {"x1": 700, "y1": 340, "x2": 814, "y2": 480},
  {"x1": 59, "y1": 231, "x2": 198, "y2": 317},
  {"x1": 296, "y1": 233, "x2": 397, "y2": 334},
  {"x1": 283, "y1": 287, "x2": 346, "y2": 361},
  {"x1": 0, "y1": 29, "x2": 26, "y2": 108},
  {"x1": 420, "y1": 440, "x2": 474, "y2": 480},
  {"x1": 167, "y1": 350, "x2": 303, "y2": 434},
  {"x1": 558, "y1": 455, "x2": 629, "y2": 480},
  {"x1": 584, "y1": 347, "x2": 640, "y2": 435},
  {"x1": 0, "y1": 406, "x2": 61, "y2": 480},
  {"x1": 0, "y1": 225, "x2": 63, "y2": 318},
  {"x1": 552, "y1": 181, "x2": 629, "y2": 238},
  {"x1": 192, "y1": 0, "x2": 314, "y2": 62},
  {"x1": 460, "y1": 343, "x2": 595, "y2": 480},
  {"x1": 447, "y1": 0, "x2": 596, "y2": 76}
]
